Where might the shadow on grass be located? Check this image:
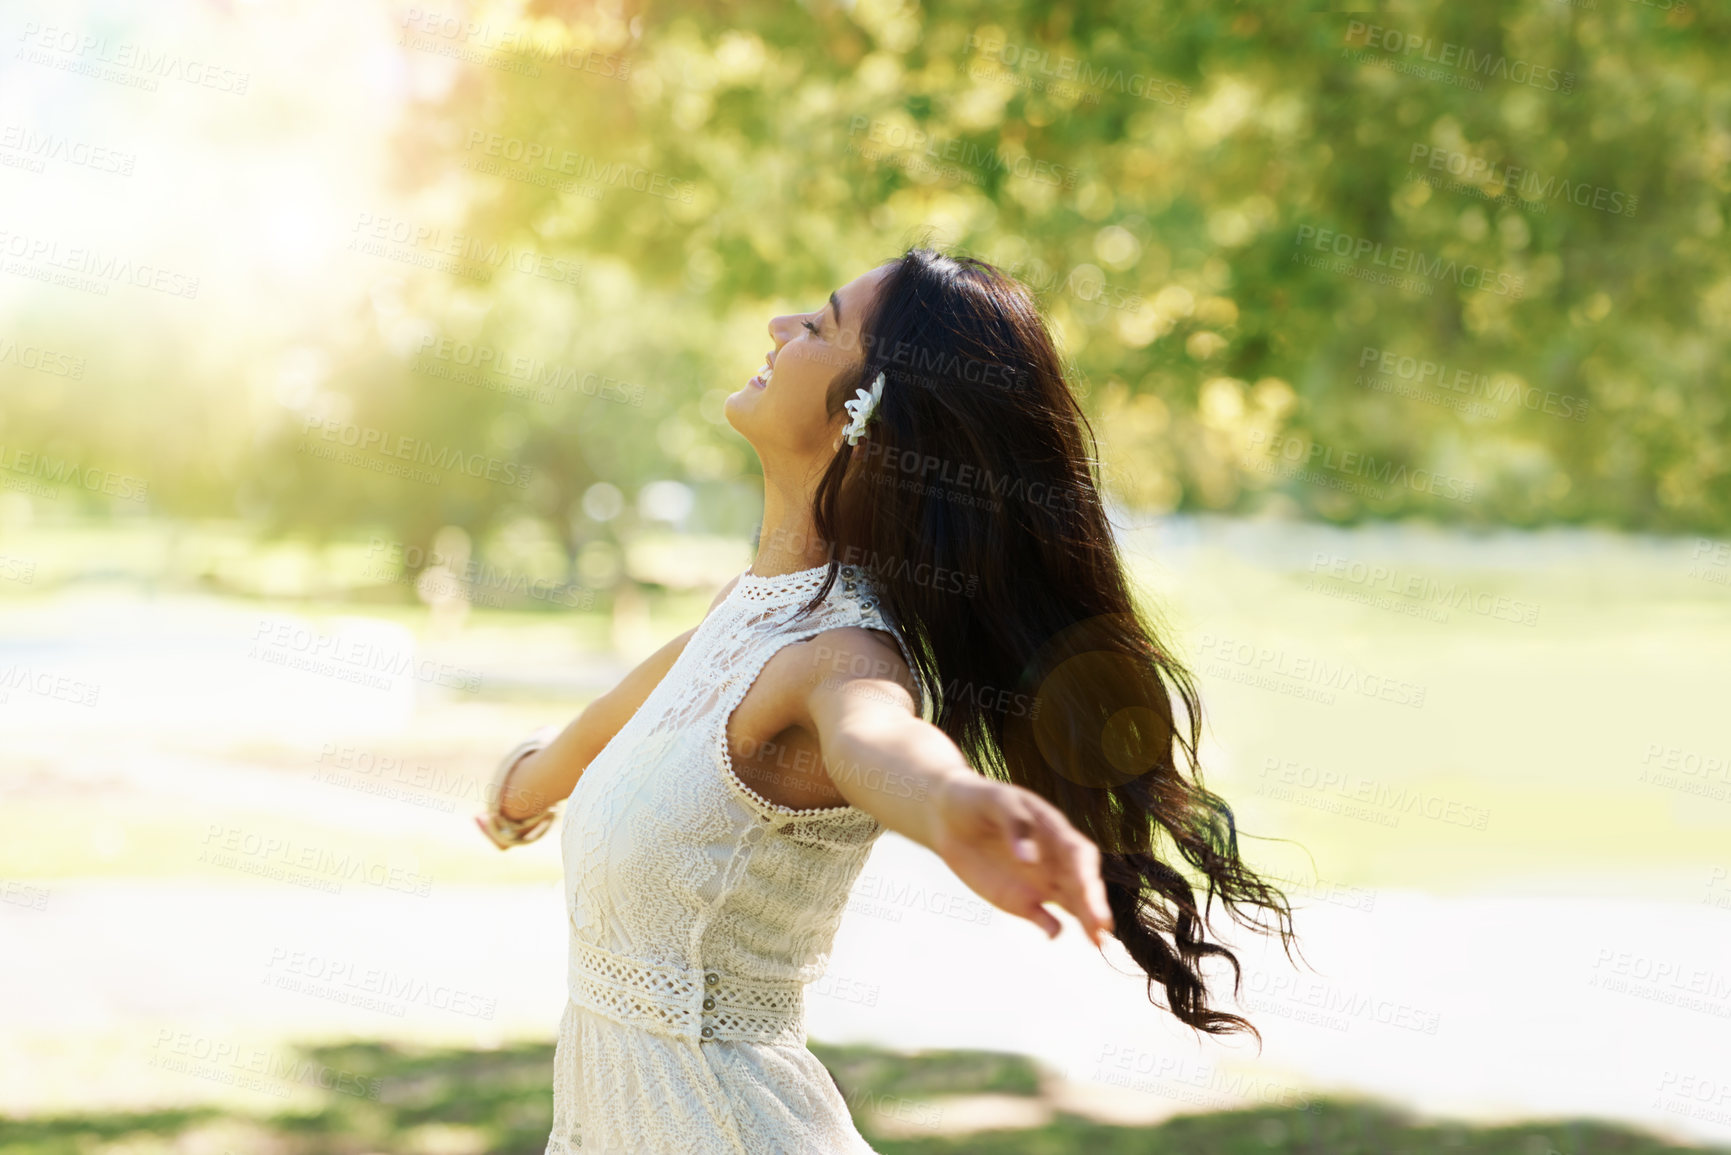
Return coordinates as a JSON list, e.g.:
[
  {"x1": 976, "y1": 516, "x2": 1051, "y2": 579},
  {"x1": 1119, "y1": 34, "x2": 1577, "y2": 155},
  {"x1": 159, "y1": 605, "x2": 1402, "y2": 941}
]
[{"x1": 0, "y1": 1039, "x2": 1722, "y2": 1155}]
